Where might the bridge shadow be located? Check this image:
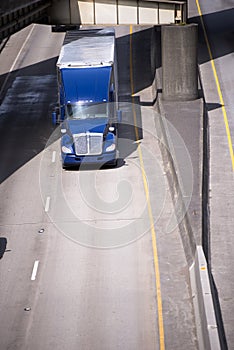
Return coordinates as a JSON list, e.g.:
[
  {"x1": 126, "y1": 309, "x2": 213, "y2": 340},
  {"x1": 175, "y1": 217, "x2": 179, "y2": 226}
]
[
  {"x1": 188, "y1": 8, "x2": 234, "y2": 65},
  {"x1": 117, "y1": 26, "x2": 161, "y2": 97},
  {"x1": 0, "y1": 55, "x2": 59, "y2": 184},
  {"x1": 116, "y1": 26, "x2": 161, "y2": 159}
]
